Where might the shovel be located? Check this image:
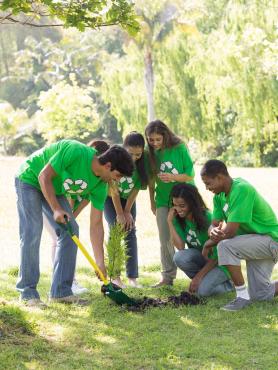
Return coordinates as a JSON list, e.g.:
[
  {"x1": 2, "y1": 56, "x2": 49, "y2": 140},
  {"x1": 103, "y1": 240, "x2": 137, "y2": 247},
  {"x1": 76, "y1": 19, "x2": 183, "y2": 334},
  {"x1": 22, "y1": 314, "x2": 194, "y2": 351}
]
[{"x1": 63, "y1": 218, "x2": 137, "y2": 306}]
